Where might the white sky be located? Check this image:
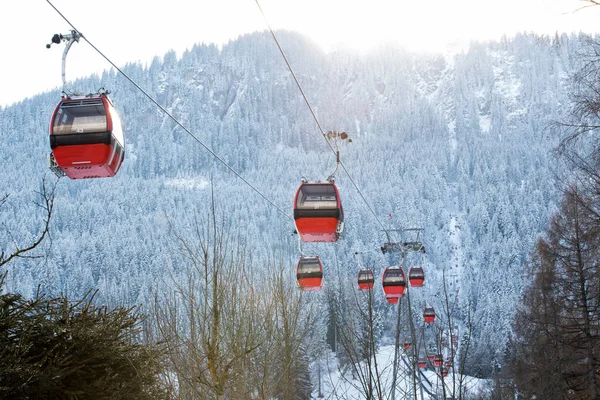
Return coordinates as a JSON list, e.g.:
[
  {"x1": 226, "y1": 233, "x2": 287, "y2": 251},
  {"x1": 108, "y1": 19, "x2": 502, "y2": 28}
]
[{"x1": 0, "y1": 0, "x2": 599, "y2": 107}]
